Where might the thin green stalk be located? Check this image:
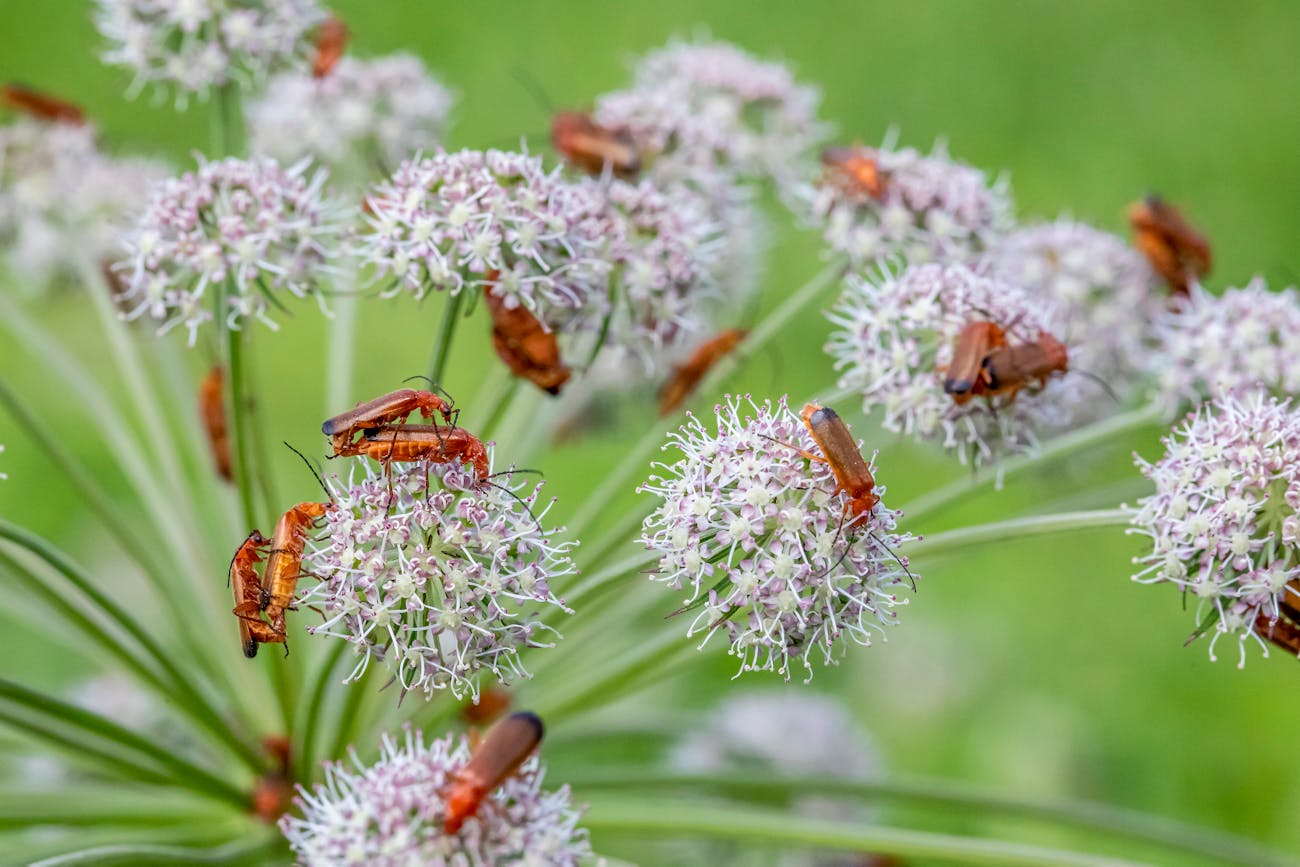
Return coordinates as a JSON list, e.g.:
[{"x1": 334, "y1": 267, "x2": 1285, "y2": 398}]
[
  {"x1": 0, "y1": 520, "x2": 264, "y2": 772},
  {"x1": 0, "y1": 706, "x2": 176, "y2": 789},
  {"x1": 0, "y1": 788, "x2": 215, "y2": 827},
  {"x1": 270, "y1": 647, "x2": 298, "y2": 747},
  {"x1": 427, "y1": 291, "x2": 465, "y2": 386},
  {"x1": 582, "y1": 799, "x2": 1141, "y2": 867},
  {"x1": 570, "y1": 770, "x2": 1293, "y2": 867},
  {"x1": 327, "y1": 662, "x2": 374, "y2": 762},
  {"x1": 0, "y1": 680, "x2": 247, "y2": 808},
  {"x1": 297, "y1": 639, "x2": 348, "y2": 780},
  {"x1": 574, "y1": 505, "x2": 652, "y2": 577},
  {"x1": 563, "y1": 550, "x2": 657, "y2": 615},
  {"x1": 211, "y1": 82, "x2": 246, "y2": 157},
  {"x1": 904, "y1": 509, "x2": 1131, "y2": 560},
  {"x1": 239, "y1": 331, "x2": 280, "y2": 524},
  {"x1": 568, "y1": 260, "x2": 846, "y2": 538},
  {"x1": 28, "y1": 830, "x2": 274, "y2": 867},
  {"x1": 901, "y1": 403, "x2": 1164, "y2": 525},
  {"x1": 223, "y1": 317, "x2": 260, "y2": 532},
  {"x1": 477, "y1": 377, "x2": 520, "y2": 442},
  {"x1": 532, "y1": 629, "x2": 688, "y2": 722},
  {"x1": 324, "y1": 287, "x2": 359, "y2": 415}
]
